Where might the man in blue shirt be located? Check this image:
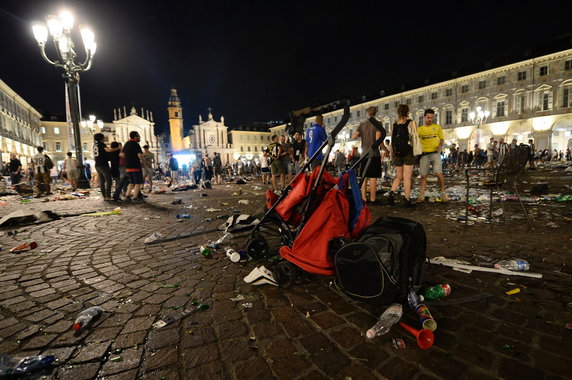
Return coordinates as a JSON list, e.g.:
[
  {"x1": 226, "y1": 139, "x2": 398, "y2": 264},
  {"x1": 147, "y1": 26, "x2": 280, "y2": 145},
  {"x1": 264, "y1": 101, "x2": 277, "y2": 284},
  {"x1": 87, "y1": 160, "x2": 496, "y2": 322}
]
[{"x1": 305, "y1": 114, "x2": 328, "y2": 169}]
